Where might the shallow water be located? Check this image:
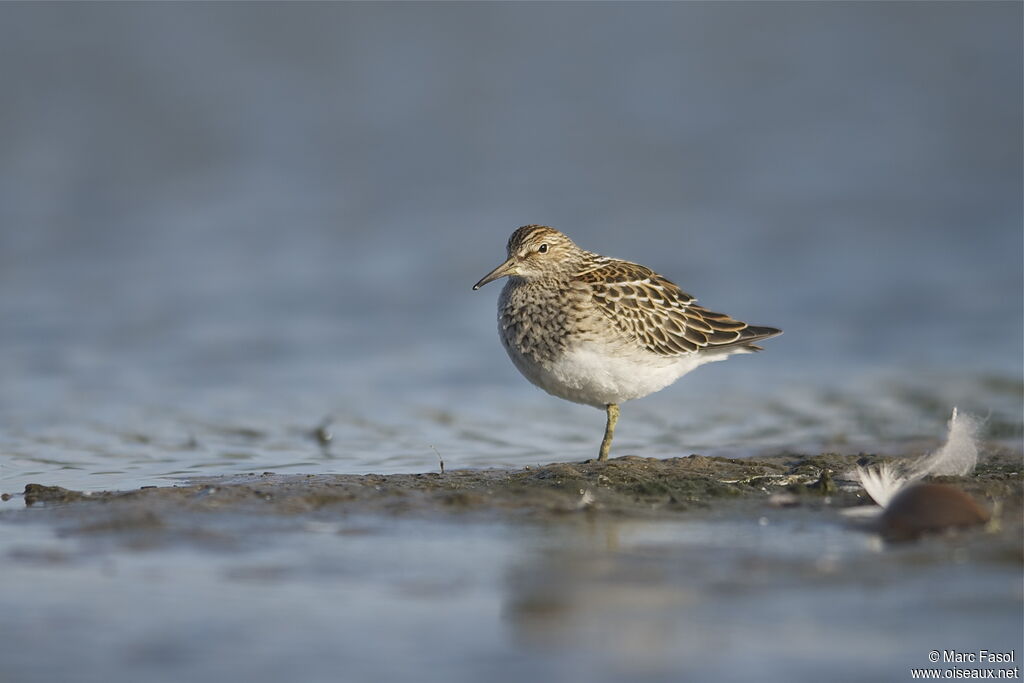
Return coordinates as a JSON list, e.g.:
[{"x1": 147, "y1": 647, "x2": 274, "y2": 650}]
[
  {"x1": 1, "y1": 370, "x2": 1020, "y2": 496},
  {"x1": 3, "y1": 504, "x2": 1020, "y2": 683},
  {"x1": 0, "y1": 3, "x2": 1021, "y2": 681}
]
